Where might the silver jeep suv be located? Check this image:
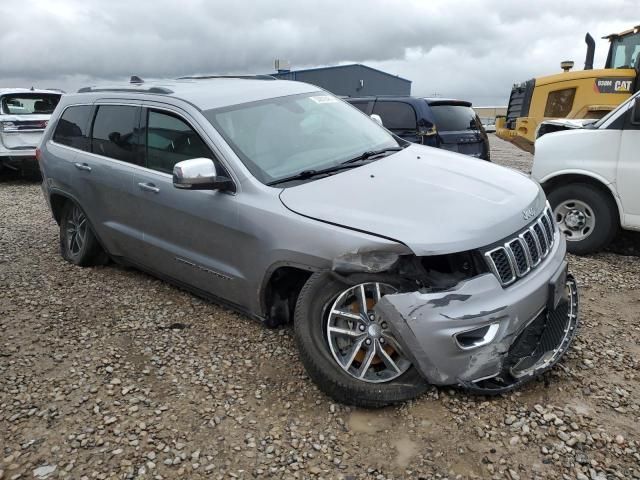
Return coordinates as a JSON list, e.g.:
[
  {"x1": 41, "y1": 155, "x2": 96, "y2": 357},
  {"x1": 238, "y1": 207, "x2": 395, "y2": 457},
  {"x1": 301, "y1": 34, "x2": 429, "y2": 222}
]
[{"x1": 39, "y1": 77, "x2": 578, "y2": 407}]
